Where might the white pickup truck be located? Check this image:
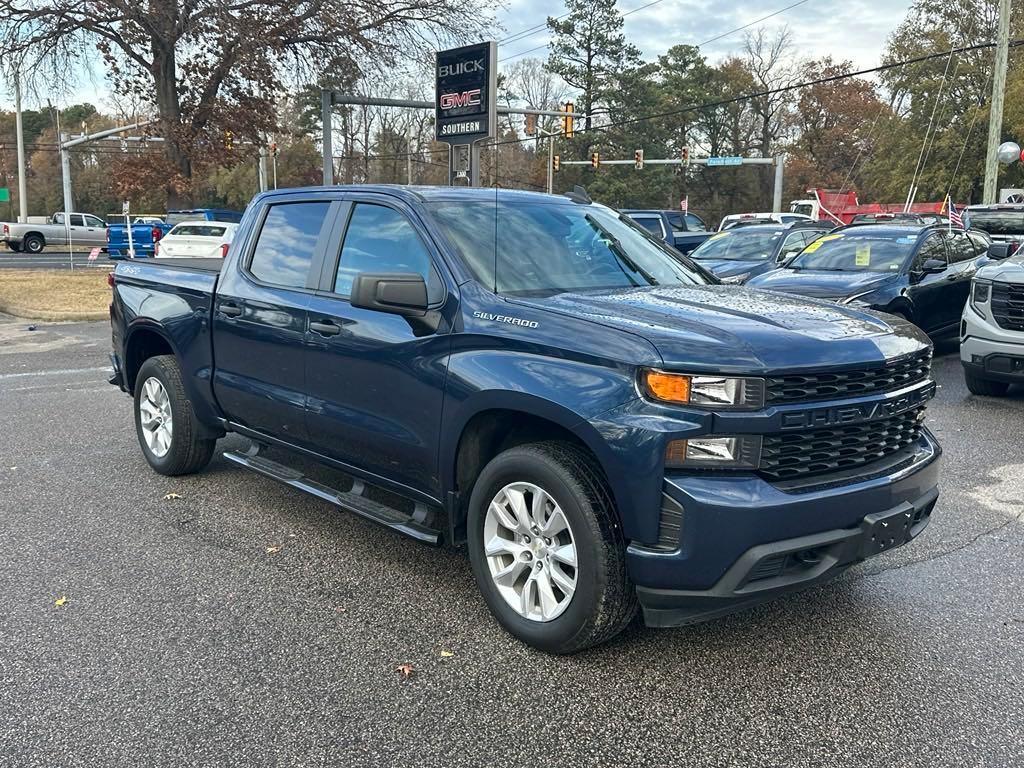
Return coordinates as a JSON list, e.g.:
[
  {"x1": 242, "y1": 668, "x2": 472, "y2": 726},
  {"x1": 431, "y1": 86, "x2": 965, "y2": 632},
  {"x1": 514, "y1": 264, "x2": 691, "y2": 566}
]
[{"x1": 1, "y1": 212, "x2": 107, "y2": 253}]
